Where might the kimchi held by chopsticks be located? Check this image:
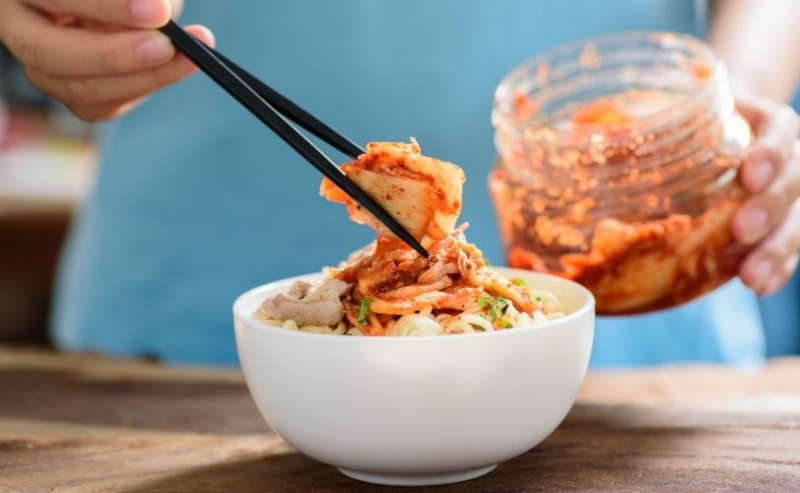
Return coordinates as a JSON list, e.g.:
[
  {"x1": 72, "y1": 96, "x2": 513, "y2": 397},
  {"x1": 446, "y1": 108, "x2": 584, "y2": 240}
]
[{"x1": 255, "y1": 140, "x2": 566, "y2": 336}]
